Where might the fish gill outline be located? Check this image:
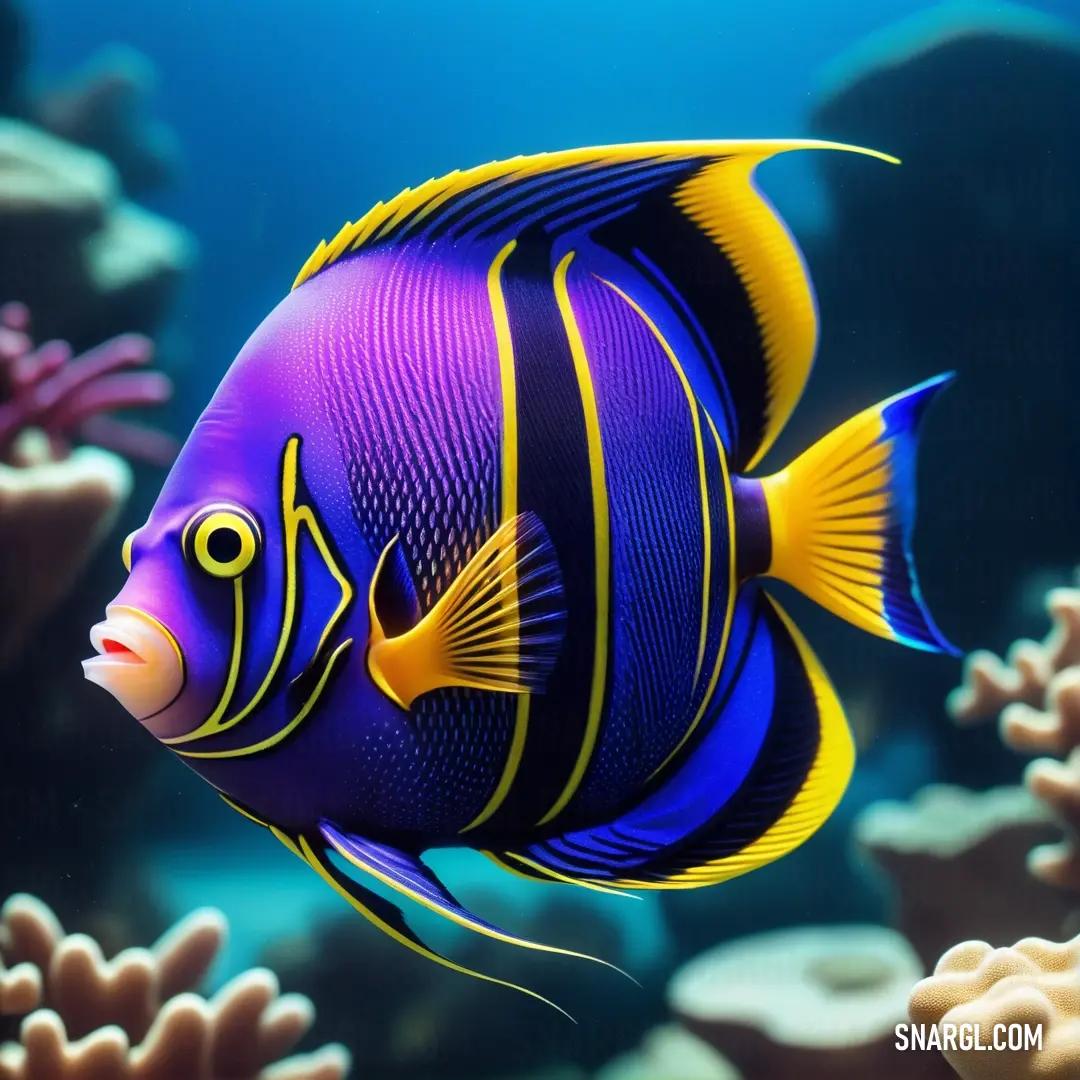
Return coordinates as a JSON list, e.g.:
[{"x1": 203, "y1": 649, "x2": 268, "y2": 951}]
[{"x1": 168, "y1": 435, "x2": 356, "y2": 758}]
